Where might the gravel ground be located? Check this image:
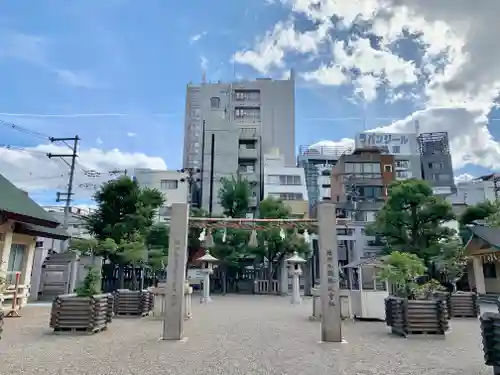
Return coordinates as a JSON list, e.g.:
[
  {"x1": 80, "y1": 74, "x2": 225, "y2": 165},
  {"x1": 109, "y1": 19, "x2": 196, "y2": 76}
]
[{"x1": 0, "y1": 295, "x2": 491, "y2": 375}]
